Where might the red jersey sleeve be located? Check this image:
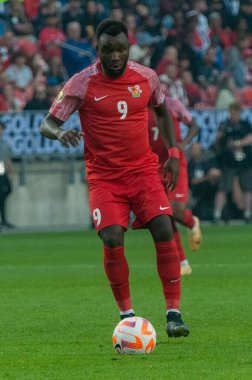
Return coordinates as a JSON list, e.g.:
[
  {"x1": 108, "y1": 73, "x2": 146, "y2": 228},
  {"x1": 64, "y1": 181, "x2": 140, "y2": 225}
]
[
  {"x1": 165, "y1": 97, "x2": 192, "y2": 125},
  {"x1": 177, "y1": 99, "x2": 193, "y2": 125},
  {"x1": 148, "y1": 69, "x2": 165, "y2": 107},
  {"x1": 49, "y1": 75, "x2": 85, "y2": 121},
  {"x1": 49, "y1": 64, "x2": 99, "y2": 121}
]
